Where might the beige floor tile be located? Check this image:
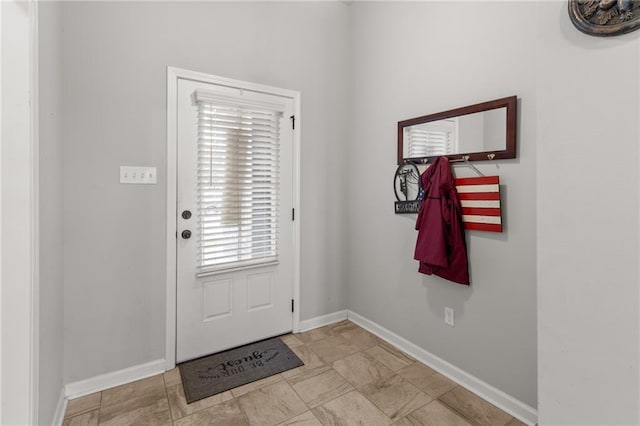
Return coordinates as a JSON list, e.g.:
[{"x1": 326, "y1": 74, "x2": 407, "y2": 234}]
[
  {"x1": 98, "y1": 396, "x2": 172, "y2": 426},
  {"x1": 101, "y1": 375, "x2": 166, "y2": 408},
  {"x1": 365, "y1": 345, "x2": 414, "y2": 372},
  {"x1": 163, "y1": 368, "x2": 182, "y2": 388},
  {"x1": 332, "y1": 352, "x2": 394, "y2": 388},
  {"x1": 64, "y1": 392, "x2": 102, "y2": 418},
  {"x1": 379, "y1": 340, "x2": 415, "y2": 361},
  {"x1": 395, "y1": 400, "x2": 472, "y2": 426},
  {"x1": 173, "y1": 399, "x2": 249, "y2": 426},
  {"x1": 236, "y1": 380, "x2": 308, "y2": 426},
  {"x1": 397, "y1": 363, "x2": 457, "y2": 398},
  {"x1": 75, "y1": 328, "x2": 516, "y2": 426},
  {"x1": 325, "y1": 320, "x2": 358, "y2": 336},
  {"x1": 281, "y1": 334, "x2": 305, "y2": 349},
  {"x1": 359, "y1": 374, "x2": 432, "y2": 421},
  {"x1": 231, "y1": 374, "x2": 284, "y2": 398},
  {"x1": 505, "y1": 418, "x2": 528, "y2": 426},
  {"x1": 62, "y1": 409, "x2": 99, "y2": 426},
  {"x1": 312, "y1": 391, "x2": 392, "y2": 426},
  {"x1": 438, "y1": 387, "x2": 512, "y2": 426},
  {"x1": 295, "y1": 327, "x2": 330, "y2": 344},
  {"x1": 282, "y1": 345, "x2": 330, "y2": 385},
  {"x1": 276, "y1": 411, "x2": 322, "y2": 426},
  {"x1": 306, "y1": 335, "x2": 361, "y2": 364},
  {"x1": 166, "y1": 383, "x2": 233, "y2": 420},
  {"x1": 290, "y1": 369, "x2": 354, "y2": 407},
  {"x1": 338, "y1": 328, "x2": 380, "y2": 350}
]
